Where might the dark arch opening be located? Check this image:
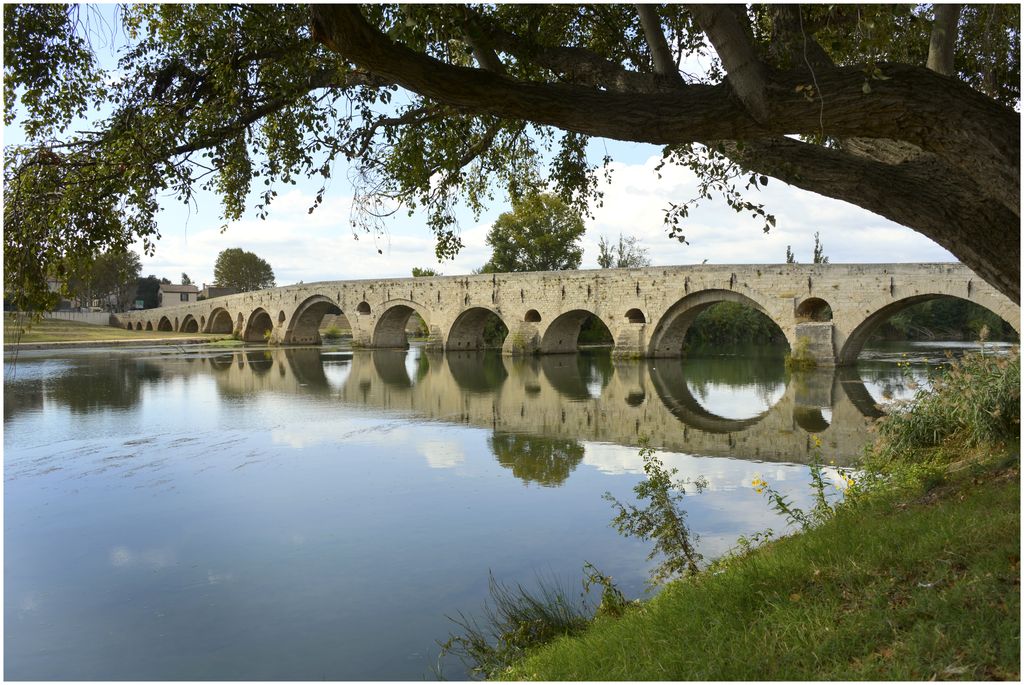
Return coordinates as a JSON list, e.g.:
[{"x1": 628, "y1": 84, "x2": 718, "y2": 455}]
[
  {"x1": 243, "y1": 308, "x2": 274, "y2": 342},
  {"x1": 286, "y1": 295, "x2": 344, "y2": 345},
  {"x1": 174, "y1": 317, "x2": 179, "y2": 331},
  {"x1": 357, "y1": 301, "x2": 371, "y2": 315},
  {"x1": 145, "y1": 321, "x2": 154, "y2": 331},
  {"x1": 277, "y1": 310, "x2": 286, "y2": 325},
  {"x1": 157, "y1": 317, "x2": 172, "y2": 332},
  {"x1": 372, "y1": 304, "x2": 429, "y2": 348},
  {"x1": 796, "y1": 297, "x2": 833, "y2": 322},
  {"x1": 625, "y1": 308, "x2": 646, "y2": 324},
  {"x1": 180, "y1": 316, "x2": 199, "y2": 333},
  {"x1": 207, "y1": 308, "x2": 234, "y2": 334},
  {"x1": 200, "y1": 315, "x2": 206, "y2": 329},
  {"x1": 541, "y1": 310, "x2": 613, "y2": 353},
  {"x1": 650, "y1": 290, "x2": 787, "y2": 357},
  {"x1": 840, "y1": 294, "x2": 1020, "y2": 364},
  {"x1": 135, "y1": 322, "x2": 143, "y2": 331},
  {"x1": 524, "y1": 309, "x2": 541, "y2": 323},
  {"x1": 447, "y1": 307, "x2": 509, "y2": 350}
]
